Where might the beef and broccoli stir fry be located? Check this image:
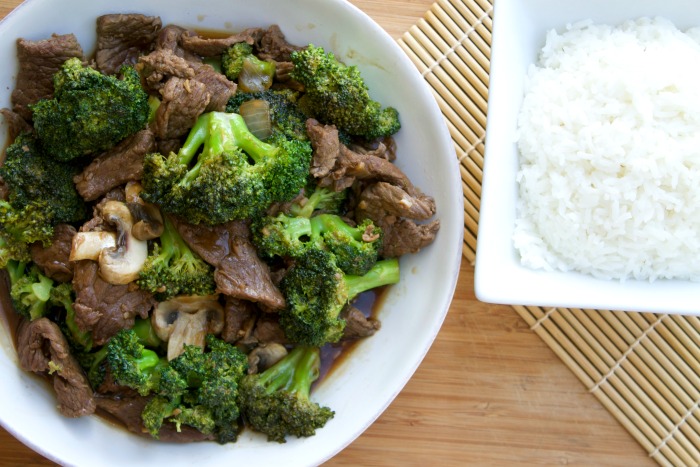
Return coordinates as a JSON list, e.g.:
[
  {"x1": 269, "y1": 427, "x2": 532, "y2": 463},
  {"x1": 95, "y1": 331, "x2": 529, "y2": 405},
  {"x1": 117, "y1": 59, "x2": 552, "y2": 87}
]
[{"x1": 0, "y1": 13, "x2": 440, "y2": 444}]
